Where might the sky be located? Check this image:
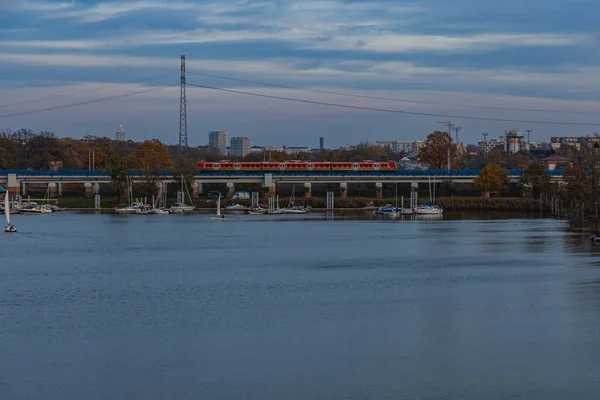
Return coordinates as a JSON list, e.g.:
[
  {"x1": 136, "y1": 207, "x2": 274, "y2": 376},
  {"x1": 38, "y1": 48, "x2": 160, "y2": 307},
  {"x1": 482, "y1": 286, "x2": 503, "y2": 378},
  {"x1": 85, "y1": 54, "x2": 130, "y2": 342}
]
[{"x1": 0, "y1": 0, "x2": 599, "y2": 147}]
